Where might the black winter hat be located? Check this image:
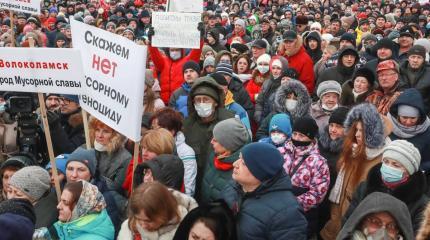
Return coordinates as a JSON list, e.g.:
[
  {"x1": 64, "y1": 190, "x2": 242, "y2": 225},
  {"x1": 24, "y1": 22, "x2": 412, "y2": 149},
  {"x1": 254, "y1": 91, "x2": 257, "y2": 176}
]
[
  {"x1": 329, "y1": 107, "x2": 350, "y2": 125},
  {"x1": 210, "y1": 73, "x2": 228, "y2": 86},
  {"x1": 373, "y1": 38, "x2": 398, "y2": 52},
  {"x1": 353, "y1": 67, "x2": 376, "y2": 86},
  {"x1": 293, "y1": 116, "x2": 319, "y2": 139},
  {"x1": 139, "y1": 9, "x2": 150, "y2": 18},
  {"x1": 408, "y1": 45, "x2": 426, "y2": 59},
  {"x1": 182, "y1": 60, "x2": 200, "y2": 74},
  {"x1": 230, "y1": 43, "x2": 249, "y2": 54},
  {"x1": 340, "y1": 32, "x2": 356, "y2": 47}
]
